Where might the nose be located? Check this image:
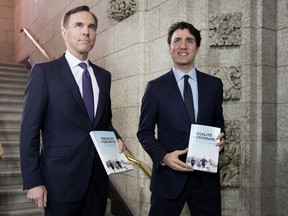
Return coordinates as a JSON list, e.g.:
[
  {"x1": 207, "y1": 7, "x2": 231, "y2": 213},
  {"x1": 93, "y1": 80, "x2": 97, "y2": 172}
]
[
  {"x1": 82, "y1": 26, "x2": 90, "y2": 36},
  {"x1": 180, "y1": 41, "x2": 187, "y2": 49}
]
